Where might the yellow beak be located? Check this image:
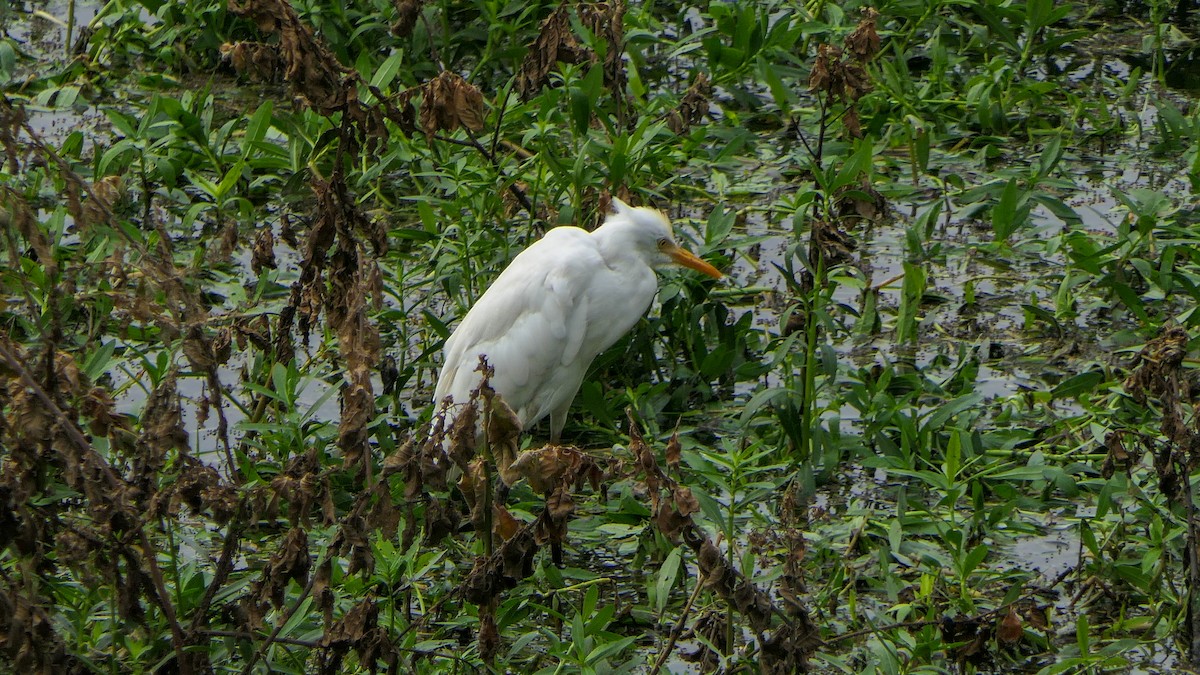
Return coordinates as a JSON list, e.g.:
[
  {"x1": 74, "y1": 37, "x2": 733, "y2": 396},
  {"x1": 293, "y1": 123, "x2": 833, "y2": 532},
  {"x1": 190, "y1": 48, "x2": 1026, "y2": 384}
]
[{"x1": 667, "y1": 245, "x2": 723, "y2": 279}]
